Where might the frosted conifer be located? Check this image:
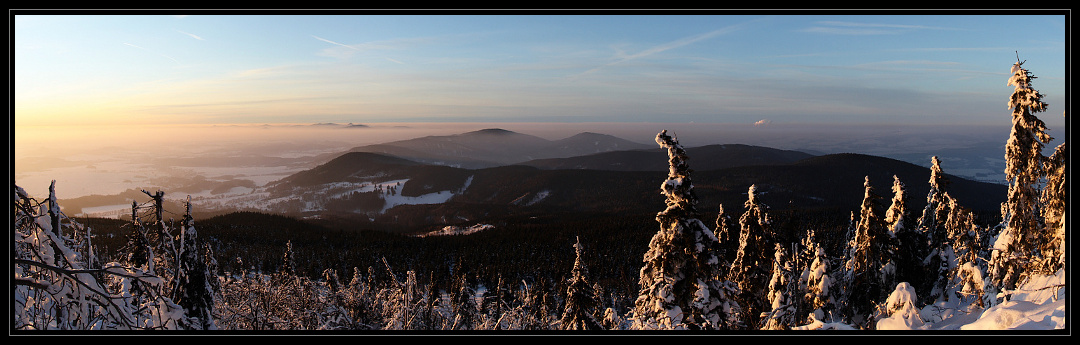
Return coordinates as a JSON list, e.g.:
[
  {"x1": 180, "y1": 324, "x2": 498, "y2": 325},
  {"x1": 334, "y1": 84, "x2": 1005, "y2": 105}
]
[
  {"x1": 280, "y1": 240, "x2": 296, "y2": 275},
  {"x1": 173, "y1": 196, "x2": 218, "y2": 330},
  {"x1": 843, "y1": 176, "x2": 892, "y2": 329},
  {"x1": 728, "y1": 184, "x2": 774, "y2": 329},
  {"x1": 943, "y1": 194, "x2": 992, "y2": 309},
  {"x1": 804, "y1": 240, "x2": 839, "y2": 324},
  {"x1": 561, "y1": 237, "x2": 603, "y2": 330},
  {"x1": 917, "y1": 157, "x2": 952, "y2": 301},
  {"x1": 885, "y1": 175, "x2": 922, "y2": 304},
  {"x1": 990, "y1": 60, "x2": 1053, "y2": 292},
  {"x1": 1039, "y1": 110, "x2": 1066, "y2": 274},
  {"x1": 714, "y1": 204, "x2": 739, "y2": 265},
  {"x1": 631, "y1": 130, "x2": 736, "y2": 330},
  {"x1": 874, "y1": 282, "x2": 925, "y2": 330},
  {"x1": 762, "y1": 243, "x2": 799, "y2": 330}
]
